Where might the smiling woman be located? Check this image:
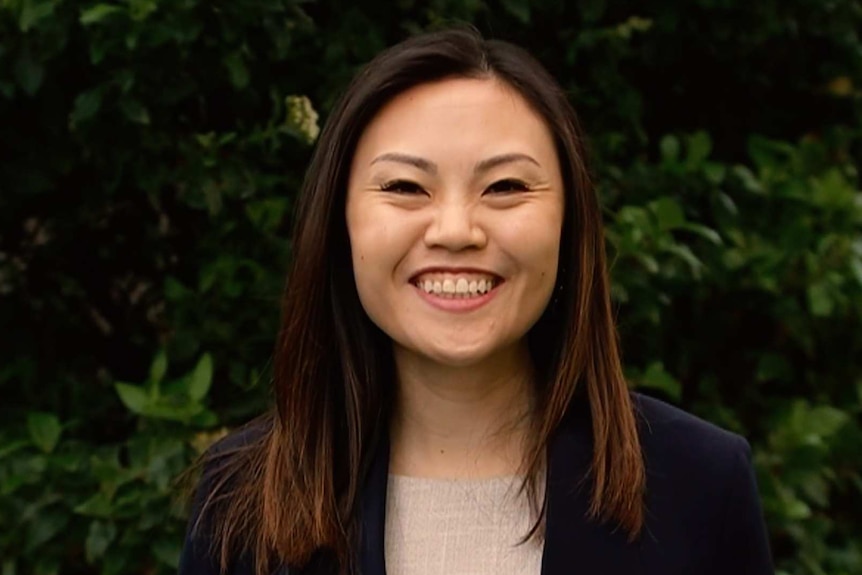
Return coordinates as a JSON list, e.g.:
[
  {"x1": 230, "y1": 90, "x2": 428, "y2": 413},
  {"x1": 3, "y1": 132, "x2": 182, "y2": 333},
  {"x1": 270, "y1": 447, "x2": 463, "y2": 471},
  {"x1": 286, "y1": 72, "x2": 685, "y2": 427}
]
[{"x1": 179, "y1": 27, "x2": 774, "y2": 575}]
